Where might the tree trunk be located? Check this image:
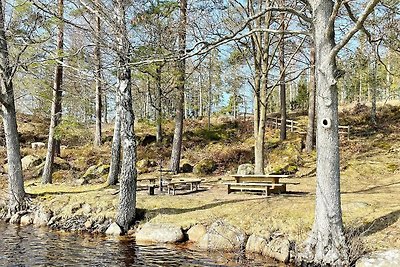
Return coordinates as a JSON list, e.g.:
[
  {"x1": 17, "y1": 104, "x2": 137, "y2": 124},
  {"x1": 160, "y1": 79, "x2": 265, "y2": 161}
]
[
  {"x1": 371, "y1": 42, "x2": 377, "y2": 125},
  {"x1": 279, "y1": 6, "x2": 286, "y2": 141},
  {"x1": 103, "y1": 93, "x2": 108, "y2": 123},
  {"x1": 300, "y1": 1, "x2": 349, "y2": 265},
  {"x1": 114, "y1": 0, "x2": 137, "y2": 233},
  {"x1": 305, "y1": 46, "x2": 316, "y2": 152},
  {"x1": 42, "y1": 0, "x2": 64, "y2": 184},
  {"x1": 0, "y1": 0, "x2": 26, "y2": 215},
  {"x1": 170, "y1": 0, "x2": 187, "y2": 174},
  {"x1": 155, "y1": 65, "x2": 163, "y2": 142},
  {"x1": 94, "y1": 7, "x2": 102, "y2": 147},
  {"x1": 207, "y1": 57, "x2": 212, "y2": 130},
  {"x1": 107, "y1": 91, "x2": 121, "y2": 186}
]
